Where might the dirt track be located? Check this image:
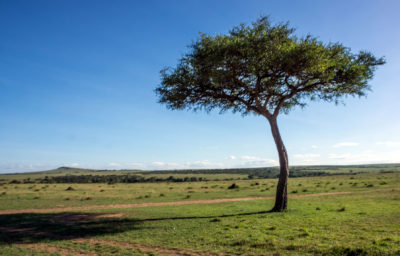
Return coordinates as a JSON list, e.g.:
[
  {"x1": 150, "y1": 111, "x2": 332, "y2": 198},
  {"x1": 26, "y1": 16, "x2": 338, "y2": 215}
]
[
  {"x1": 1, "y1": 189, "x2": 397, "y2": 215},
  {"x1": 23, "y1": 238, "x2": 217, "y2": 256}
]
